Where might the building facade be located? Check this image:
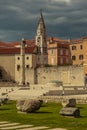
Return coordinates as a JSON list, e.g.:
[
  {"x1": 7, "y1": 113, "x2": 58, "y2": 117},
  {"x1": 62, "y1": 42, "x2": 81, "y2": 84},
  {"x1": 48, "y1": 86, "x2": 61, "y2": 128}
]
[
  {"x1": 47, "y1": 37, "x2": 72, "y2": 66},
  {"x1": 69, "y1": 37, "x2": 87, "y2": 74},
  {"x1": 0, "y1": 44, "x2": 37, "y2": 83}
]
